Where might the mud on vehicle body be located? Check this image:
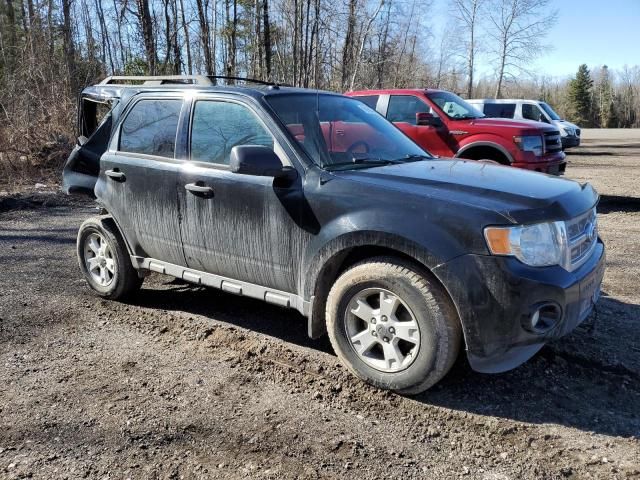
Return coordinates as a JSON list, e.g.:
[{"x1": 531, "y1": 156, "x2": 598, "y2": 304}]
[{"x1": 64, "y1": 75, "x2": 605, "y2": 393}]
